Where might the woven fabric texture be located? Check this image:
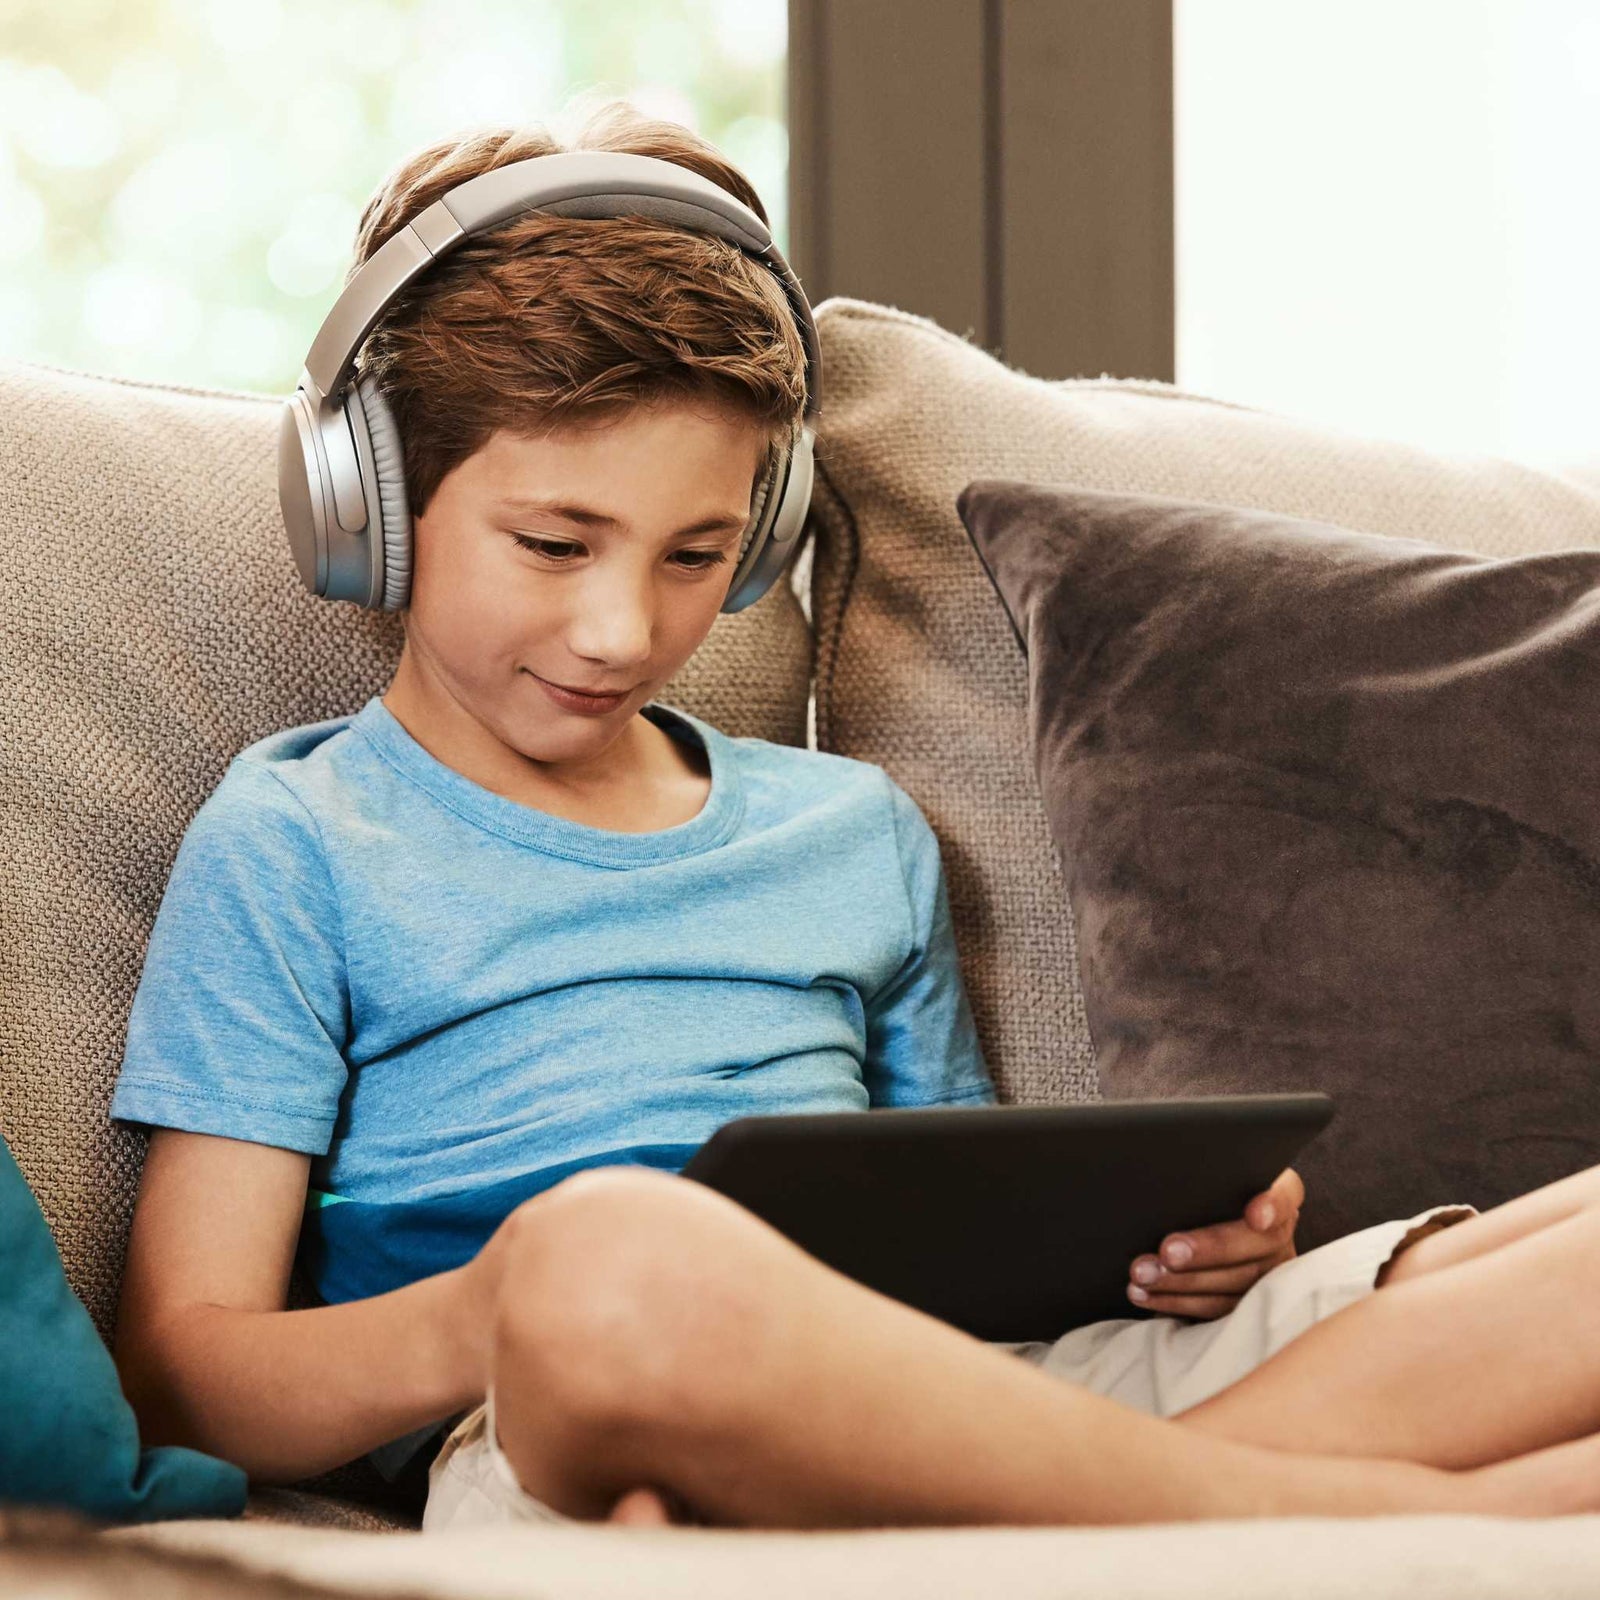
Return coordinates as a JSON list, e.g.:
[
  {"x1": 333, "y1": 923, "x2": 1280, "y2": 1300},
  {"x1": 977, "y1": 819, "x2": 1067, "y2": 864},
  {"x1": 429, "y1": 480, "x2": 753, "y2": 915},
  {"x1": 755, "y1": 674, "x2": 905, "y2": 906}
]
[
  {"x1": 0, "y1": 355, "x2": 812, "y2": 1346},
  {"x1": 805, "y1": 295, "x2": 1600, "y2": 1108}
]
